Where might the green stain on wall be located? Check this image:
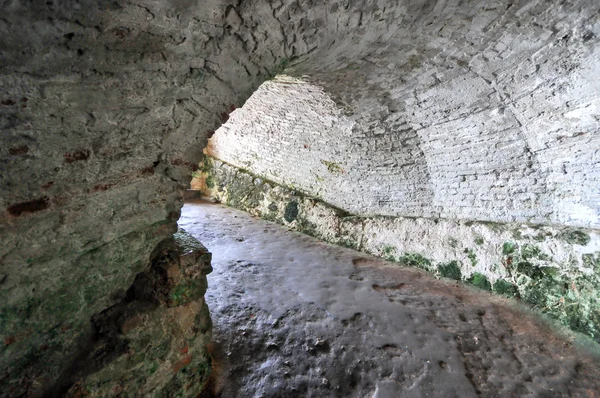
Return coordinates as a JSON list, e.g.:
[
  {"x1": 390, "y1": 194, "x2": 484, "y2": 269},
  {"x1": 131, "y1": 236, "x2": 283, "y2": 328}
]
[
  {"x1": 284, "y1": 201, "x2": 299, "y2": 222},
  {"x1": 493, "y1": 279, "x2": 518, "y2": 298},
  {"x1": 466, "y1": 249, "x2": 478, "y2": 267},
  {"x1": 469, "y1": 273, "x2": 491, "y2": 291},
  {"x1": 398, "y1": 253, "x2": 432, "y2": 270},
  {"x1": 583, "y1": 253, "x2": 600, "y2": 270},
  {"x1": 320, "y1": 160, "x2": 344, "y2": 174},
  {"x1": 502, "y1": 241, "x2": 517, "y2": 256},
  {"x1": 438, "y1": 261, "x2": 462, "y2": 281},
  {"x1": 205, "y1": 175, "x2": 215, "y2": 188},
  {"x1": 380, "y1": 245, "x2": 396, "y2": 261},
  {"x1": 559, "y1": 229, "x2": 591, "y2": 246}
]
